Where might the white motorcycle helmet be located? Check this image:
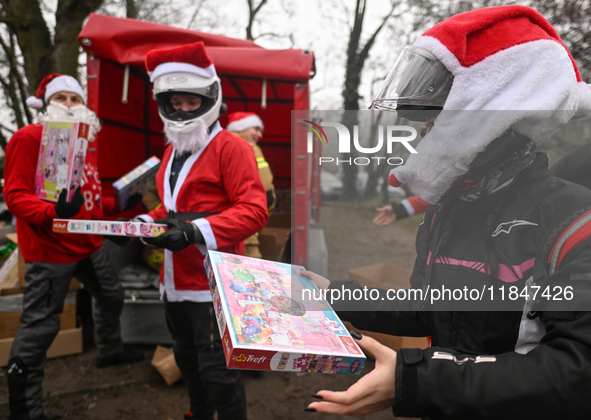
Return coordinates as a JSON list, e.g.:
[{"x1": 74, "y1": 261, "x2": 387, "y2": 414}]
[{"x1": 153, "y1": 71, "x2": 222, "y2": 133}]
